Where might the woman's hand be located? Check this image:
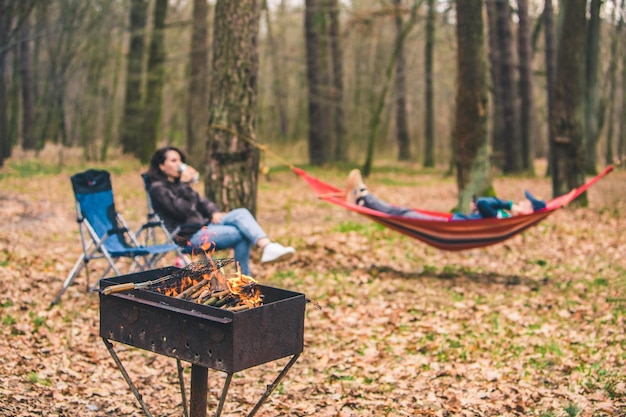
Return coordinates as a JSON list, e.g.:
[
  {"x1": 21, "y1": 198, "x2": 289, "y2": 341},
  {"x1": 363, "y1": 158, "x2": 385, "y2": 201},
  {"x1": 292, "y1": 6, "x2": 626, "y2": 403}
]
[
  {"x1": 179, "y1": 164, "x2": 200, "y2": 183},
  {"x1": 211, "y1": 212, "x2": 226, "y2": 224}
]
